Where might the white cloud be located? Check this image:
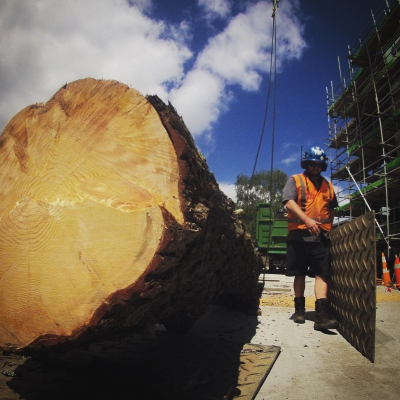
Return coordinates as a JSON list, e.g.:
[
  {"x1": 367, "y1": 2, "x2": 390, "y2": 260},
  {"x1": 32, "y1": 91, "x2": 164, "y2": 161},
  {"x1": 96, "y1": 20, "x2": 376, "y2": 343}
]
[
  {"x1": 0, "y1": 0, "x2": 192, "y2": 132},
  {"x1": 282, "y1": 142, "x2": 292, "y2": 150},
  {"x1": 219, "y1": 182, "x2": 237, "y2": 202},
  {"x1": 282, "y1": 155, "x2": 297, "y2": 166},
  {"x1": 196, "y1": 1, "x2": 306, "y2": 91},
  {"x1": 0, "y1": 0, "x2": 306, "y2": 153},
  {"x1": 275, "y1": 0, "x2": 307, "y2": 68},
  {"x1": 128, "y1": 0, "x2": 153, "y2": 13},
  {"x1": 198, "y1": 0, "x2": 231, "y2": 20},
  {"x1": 197, "y1": 130, "x2": 217, "y2": 159},
  {"x1": 169, "y1": 69, "x2": 226, "y2": 135},
  {"x1": 170, "y1": 0, "x2": 306, "y2": 136},
  {"x1": 282, "y1": 141, "x2": 300, "y2": 151},
  {"x1": 168, "y1": 20, "x2": 194, "y2": 47}
]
